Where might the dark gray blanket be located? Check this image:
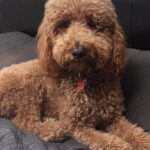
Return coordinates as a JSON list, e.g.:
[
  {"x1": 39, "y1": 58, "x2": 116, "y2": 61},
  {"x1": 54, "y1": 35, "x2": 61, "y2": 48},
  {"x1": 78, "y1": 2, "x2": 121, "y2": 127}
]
[
  {"x1": 0, "y1": 32, "x2": 150, "y2": 150},
  {"x1": 0, "y1": 118, "x2": 89, "y2": 150}
]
